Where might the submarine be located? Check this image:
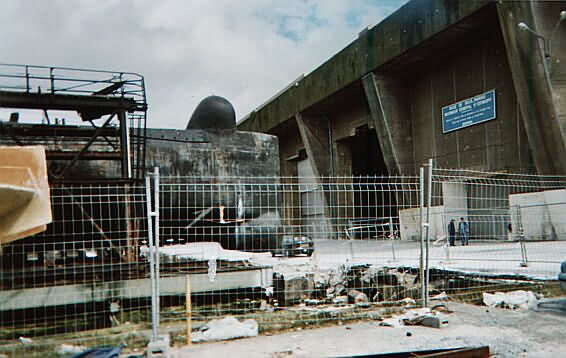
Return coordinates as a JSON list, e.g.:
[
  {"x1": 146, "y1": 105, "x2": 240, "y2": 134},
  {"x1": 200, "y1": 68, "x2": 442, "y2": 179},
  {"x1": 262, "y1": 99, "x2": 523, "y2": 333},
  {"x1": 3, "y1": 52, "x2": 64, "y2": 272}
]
[{"x1": 0, "y1": 95, "x2": 283, "y2": 271}]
